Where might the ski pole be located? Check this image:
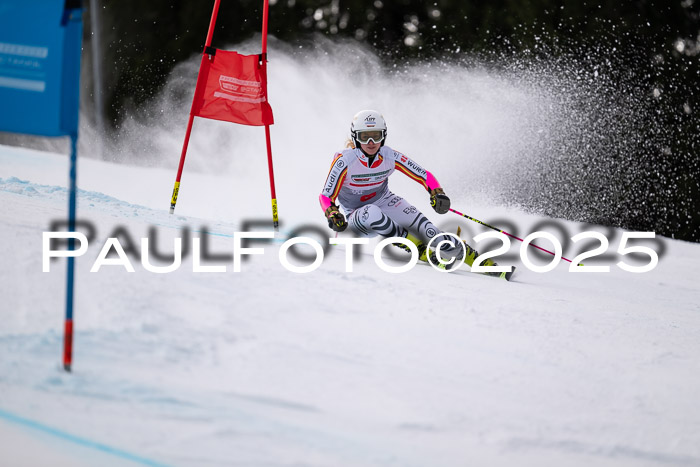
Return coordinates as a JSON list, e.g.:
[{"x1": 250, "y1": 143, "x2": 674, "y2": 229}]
[{"x1": 449, "y1": 208, "x2": 580, "y2": 265}]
